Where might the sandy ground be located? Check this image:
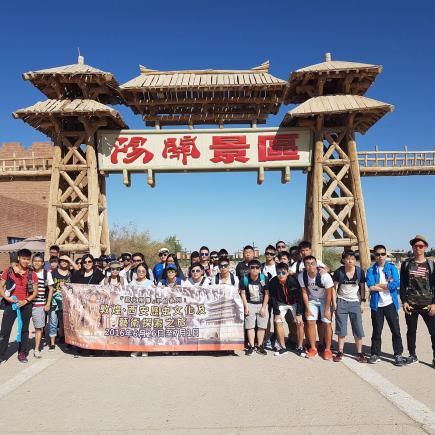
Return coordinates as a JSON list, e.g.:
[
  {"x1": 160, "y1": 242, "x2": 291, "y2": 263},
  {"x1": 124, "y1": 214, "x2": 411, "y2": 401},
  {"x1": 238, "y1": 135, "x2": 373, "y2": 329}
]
[{"x1": 0, "y1": 308, "x2": 433, "y2": 434}]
